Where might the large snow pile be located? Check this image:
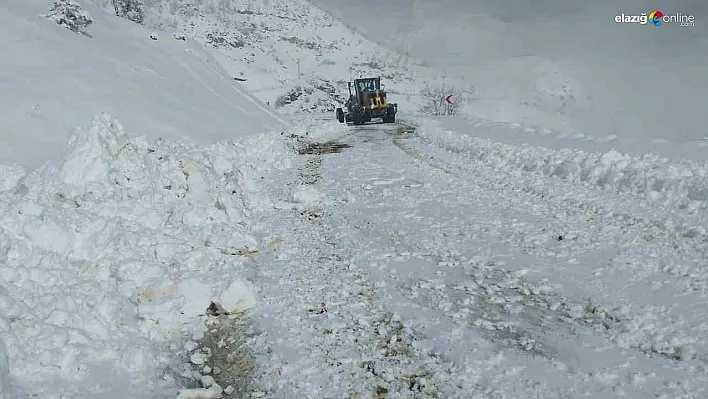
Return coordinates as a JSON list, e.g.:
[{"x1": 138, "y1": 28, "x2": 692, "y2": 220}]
[
  {"x1": 0, "y1": 114, "x2": 289, "y2": 397},
  {"x1": 0, "y1": 0, "x2": 285, "y2": 169}
]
